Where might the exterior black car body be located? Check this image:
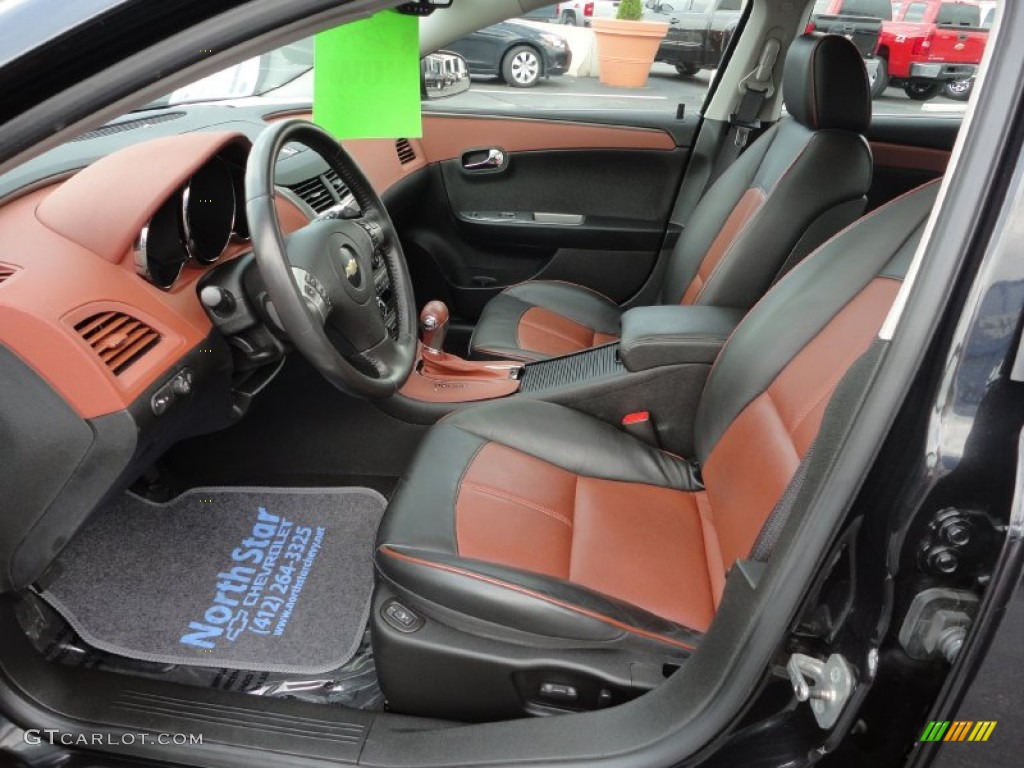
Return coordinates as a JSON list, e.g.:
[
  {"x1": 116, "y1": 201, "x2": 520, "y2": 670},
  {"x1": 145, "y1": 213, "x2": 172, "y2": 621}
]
[
  {"x1": 445, "y1": 21, "x2": 571, "y2": 87},
  {"x1": 646, "y1": 0, "x2": 744, "y2": 76}
]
